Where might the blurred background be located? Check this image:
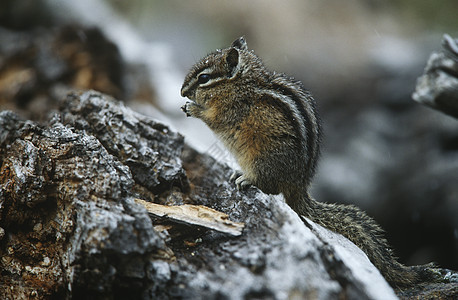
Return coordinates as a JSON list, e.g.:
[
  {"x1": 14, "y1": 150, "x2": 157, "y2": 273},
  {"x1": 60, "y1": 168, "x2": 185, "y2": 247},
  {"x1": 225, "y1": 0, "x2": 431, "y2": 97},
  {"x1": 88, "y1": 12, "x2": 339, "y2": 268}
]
[{"x1": 1, "y1": 0, "x2": 457, "y2": 270}]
